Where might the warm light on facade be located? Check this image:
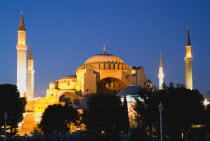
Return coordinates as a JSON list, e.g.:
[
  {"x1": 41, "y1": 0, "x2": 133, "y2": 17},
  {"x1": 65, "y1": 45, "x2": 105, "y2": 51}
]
[
  {"x1": 17, "y1": 31, "x2": 26, "y2": 45},
  {"x1": 186, "y1": 46, "x2": 192, "y2": 58},
  {"x1": 17, "y1": 80, "x2": 27, "y2": 97},
  {"x1": 187, "y1": 53, "x2": 192, "y2": 58}
]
